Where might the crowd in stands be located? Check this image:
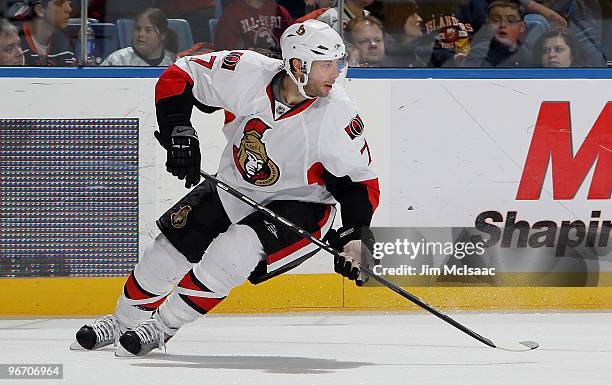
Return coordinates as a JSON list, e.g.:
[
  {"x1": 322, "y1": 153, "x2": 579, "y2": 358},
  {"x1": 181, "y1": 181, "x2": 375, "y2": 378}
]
[
  {"x1": 0, "y1": 0, "x2": 610, "y2": 67},
  {"x1": 100, "y1": 7, "x2": 176, "y2": 66}
]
